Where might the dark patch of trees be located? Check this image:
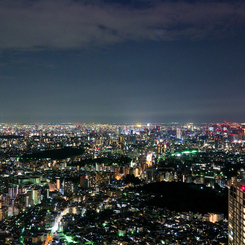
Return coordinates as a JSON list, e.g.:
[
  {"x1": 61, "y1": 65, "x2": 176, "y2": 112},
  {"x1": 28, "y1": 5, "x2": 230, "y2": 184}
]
[
  {"x1": 0, "y1": 135, "x2": 24, "y2": 139},
  {"x1": 139, "y1": 182, "x2": 228, "y2": 215},
  {"x1": 123, "y1": 174, "x2": 141, "y2": 185},
  {"x1": 21, "y1": 147, "x2": 84, "y2": 160}
]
